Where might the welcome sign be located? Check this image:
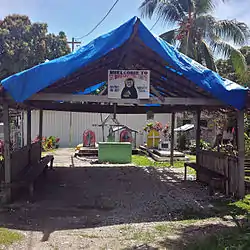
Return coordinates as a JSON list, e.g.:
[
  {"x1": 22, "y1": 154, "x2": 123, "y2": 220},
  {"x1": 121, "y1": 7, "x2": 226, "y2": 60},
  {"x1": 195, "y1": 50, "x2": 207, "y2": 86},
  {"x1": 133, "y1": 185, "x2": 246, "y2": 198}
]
[{"x1": 108, "y1": 70, "x2": 150, "y2": 99}]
